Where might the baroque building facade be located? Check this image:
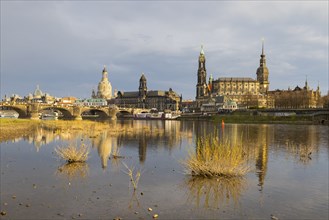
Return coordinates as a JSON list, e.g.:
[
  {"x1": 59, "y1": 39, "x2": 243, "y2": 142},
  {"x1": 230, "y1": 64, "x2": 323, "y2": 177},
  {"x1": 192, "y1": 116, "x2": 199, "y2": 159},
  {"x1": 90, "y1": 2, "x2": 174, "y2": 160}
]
[
  {"x1": 114, "y1": 73, "x2": 182, "y2": 111},
  {"x1": 196, "y1": 43, "x2": 273, "y2": 109},
  {"x1": 92, "y1": 66, "x2": 112, "y2": 99},
  {"x1": 269, "y1": 81, "x2": 322, "y2": 109}
]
